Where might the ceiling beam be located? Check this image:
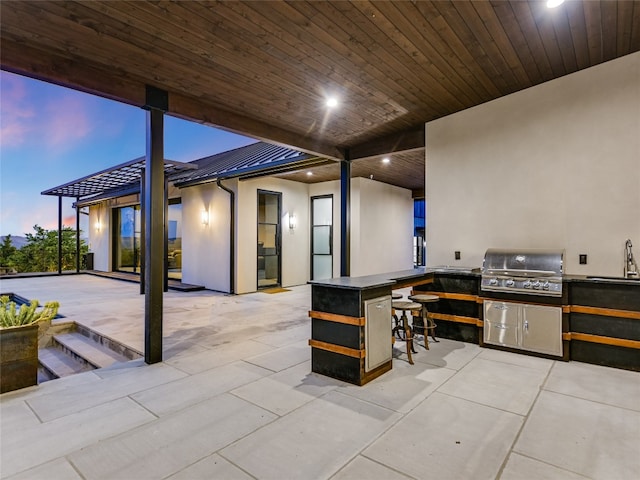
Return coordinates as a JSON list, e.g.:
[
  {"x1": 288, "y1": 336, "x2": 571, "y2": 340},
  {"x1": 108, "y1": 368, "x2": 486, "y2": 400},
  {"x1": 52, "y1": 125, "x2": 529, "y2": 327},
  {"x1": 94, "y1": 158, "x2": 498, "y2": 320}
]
[
  {"x1": 347, "y1": 126, "x2": 426, "y2": 161},
  {"x1": 0, "y1": 39, "x2": 343, "y2": 161}
]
